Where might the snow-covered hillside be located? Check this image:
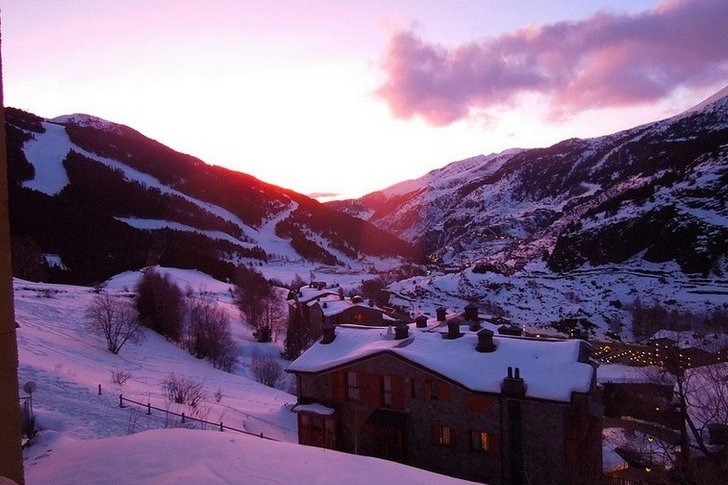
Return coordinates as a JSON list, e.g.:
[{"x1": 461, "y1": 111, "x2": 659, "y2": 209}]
[
  {"x1": 16, "y1": 268, "x2": 470, "y2": 484},
  {"x1": 6, "y1": 108, "x2": 413, "y2": 285}
]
